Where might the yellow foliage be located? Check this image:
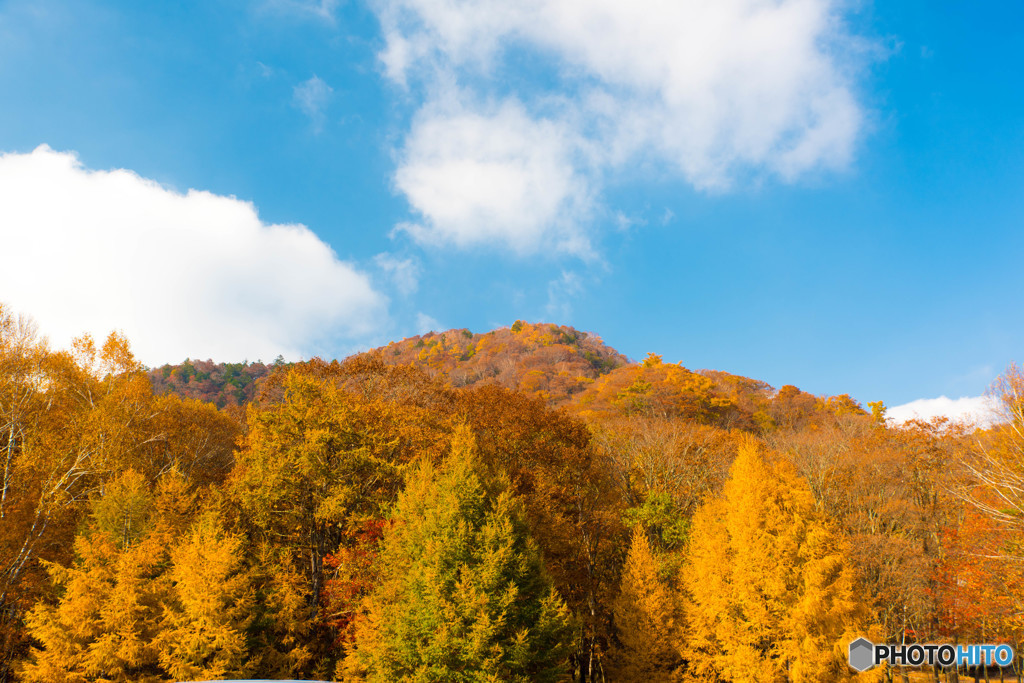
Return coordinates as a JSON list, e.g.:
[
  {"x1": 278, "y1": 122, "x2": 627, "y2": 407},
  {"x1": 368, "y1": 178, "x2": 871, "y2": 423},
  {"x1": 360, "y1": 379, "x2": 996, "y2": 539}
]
[
  {"x1": 681, "y1": 437, "x2": 872, "y2": 682},
  {"x1": 246, "y1": 542, "x2": 313, "y2": 677},
  {"x1": 609, "y1": 528, "x2": 684, "y2": 682},
  {"x1": 575, "y1": 359, "x2": 733, "y2": 422},
  {"x1": 156, "y1": 510, "x2": 253, "y2": 681},
  {"x1": 21, "y1": 531, "x2": 167, "y2": 682},
  {"x1": 21, "y1": 472, "x2": 256, "y2": 682}
]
